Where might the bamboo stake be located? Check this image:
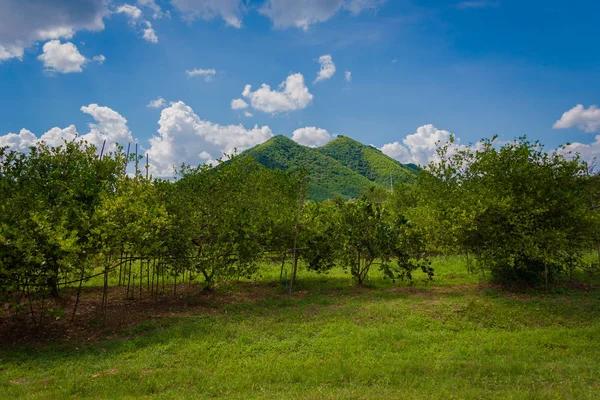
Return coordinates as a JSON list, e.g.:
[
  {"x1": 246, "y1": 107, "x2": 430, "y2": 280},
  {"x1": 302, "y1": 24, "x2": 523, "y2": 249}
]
[
  {"x1": 289, "y1": 176, "x2": 308, "y2": 296},
  {"x1": 71, "y1": 267, "x2": 86, "y2": 322}
]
